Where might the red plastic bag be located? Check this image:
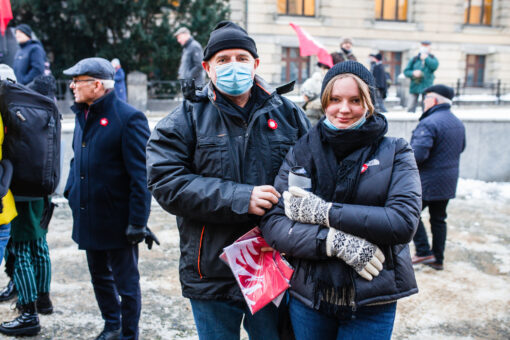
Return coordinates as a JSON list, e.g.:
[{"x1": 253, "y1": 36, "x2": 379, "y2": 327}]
[{"x1": 220, "y1": 227, "x2": 294, "y2": 314}]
